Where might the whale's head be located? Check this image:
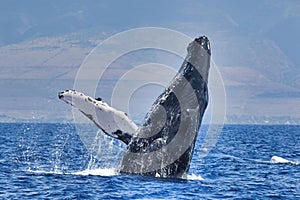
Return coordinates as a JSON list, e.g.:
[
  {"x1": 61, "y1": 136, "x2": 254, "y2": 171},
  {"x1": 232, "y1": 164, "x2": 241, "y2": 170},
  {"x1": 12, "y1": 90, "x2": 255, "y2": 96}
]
[{"x1": 186, "y1": 36, "x2": 211, "y2": 83}]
